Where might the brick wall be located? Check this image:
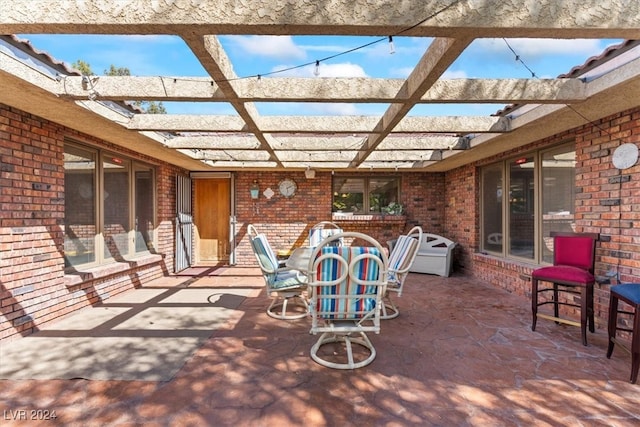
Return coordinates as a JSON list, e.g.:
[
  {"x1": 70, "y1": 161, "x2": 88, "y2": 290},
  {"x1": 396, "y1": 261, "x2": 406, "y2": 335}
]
[
  {"x1": 450, "y1": 107, "x2": 640, "y2": 331},
  {"x1": 0, "y1": 104, "x2": 183, "y2": 340},
  {"x1": 233, "y1": 171, "x2": 446, "y2": 266},
  {"x1": 4, "y1": 98, "x2": 639, "y2": 339},
  {"x1": 443, "y1": 165, "x2": 477, "y2": 272},
  {"x1": 1, "y1": 105, "x2": 66, "y2": 339}
]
